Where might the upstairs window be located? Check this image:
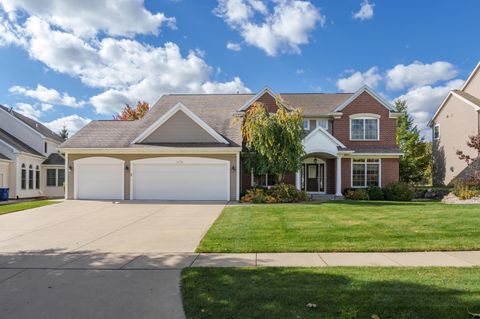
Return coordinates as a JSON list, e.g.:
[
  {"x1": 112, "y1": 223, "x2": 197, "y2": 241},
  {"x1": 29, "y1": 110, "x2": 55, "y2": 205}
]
[
  {"x1": 44, "y1": 142, "x2": 48, "y2": 153},
  {"x1": 302, "y1": 119, "x2": 310, "y2": 130},
  {"x1": 350, "y1": 116, "x2": 379, "y2": 140},
  {"x1": 433, "y1": 124, "x2": 440, "y2": 140},
  {"x1": 316, "y1": 119, "x2": 329, "y2": 130}
]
